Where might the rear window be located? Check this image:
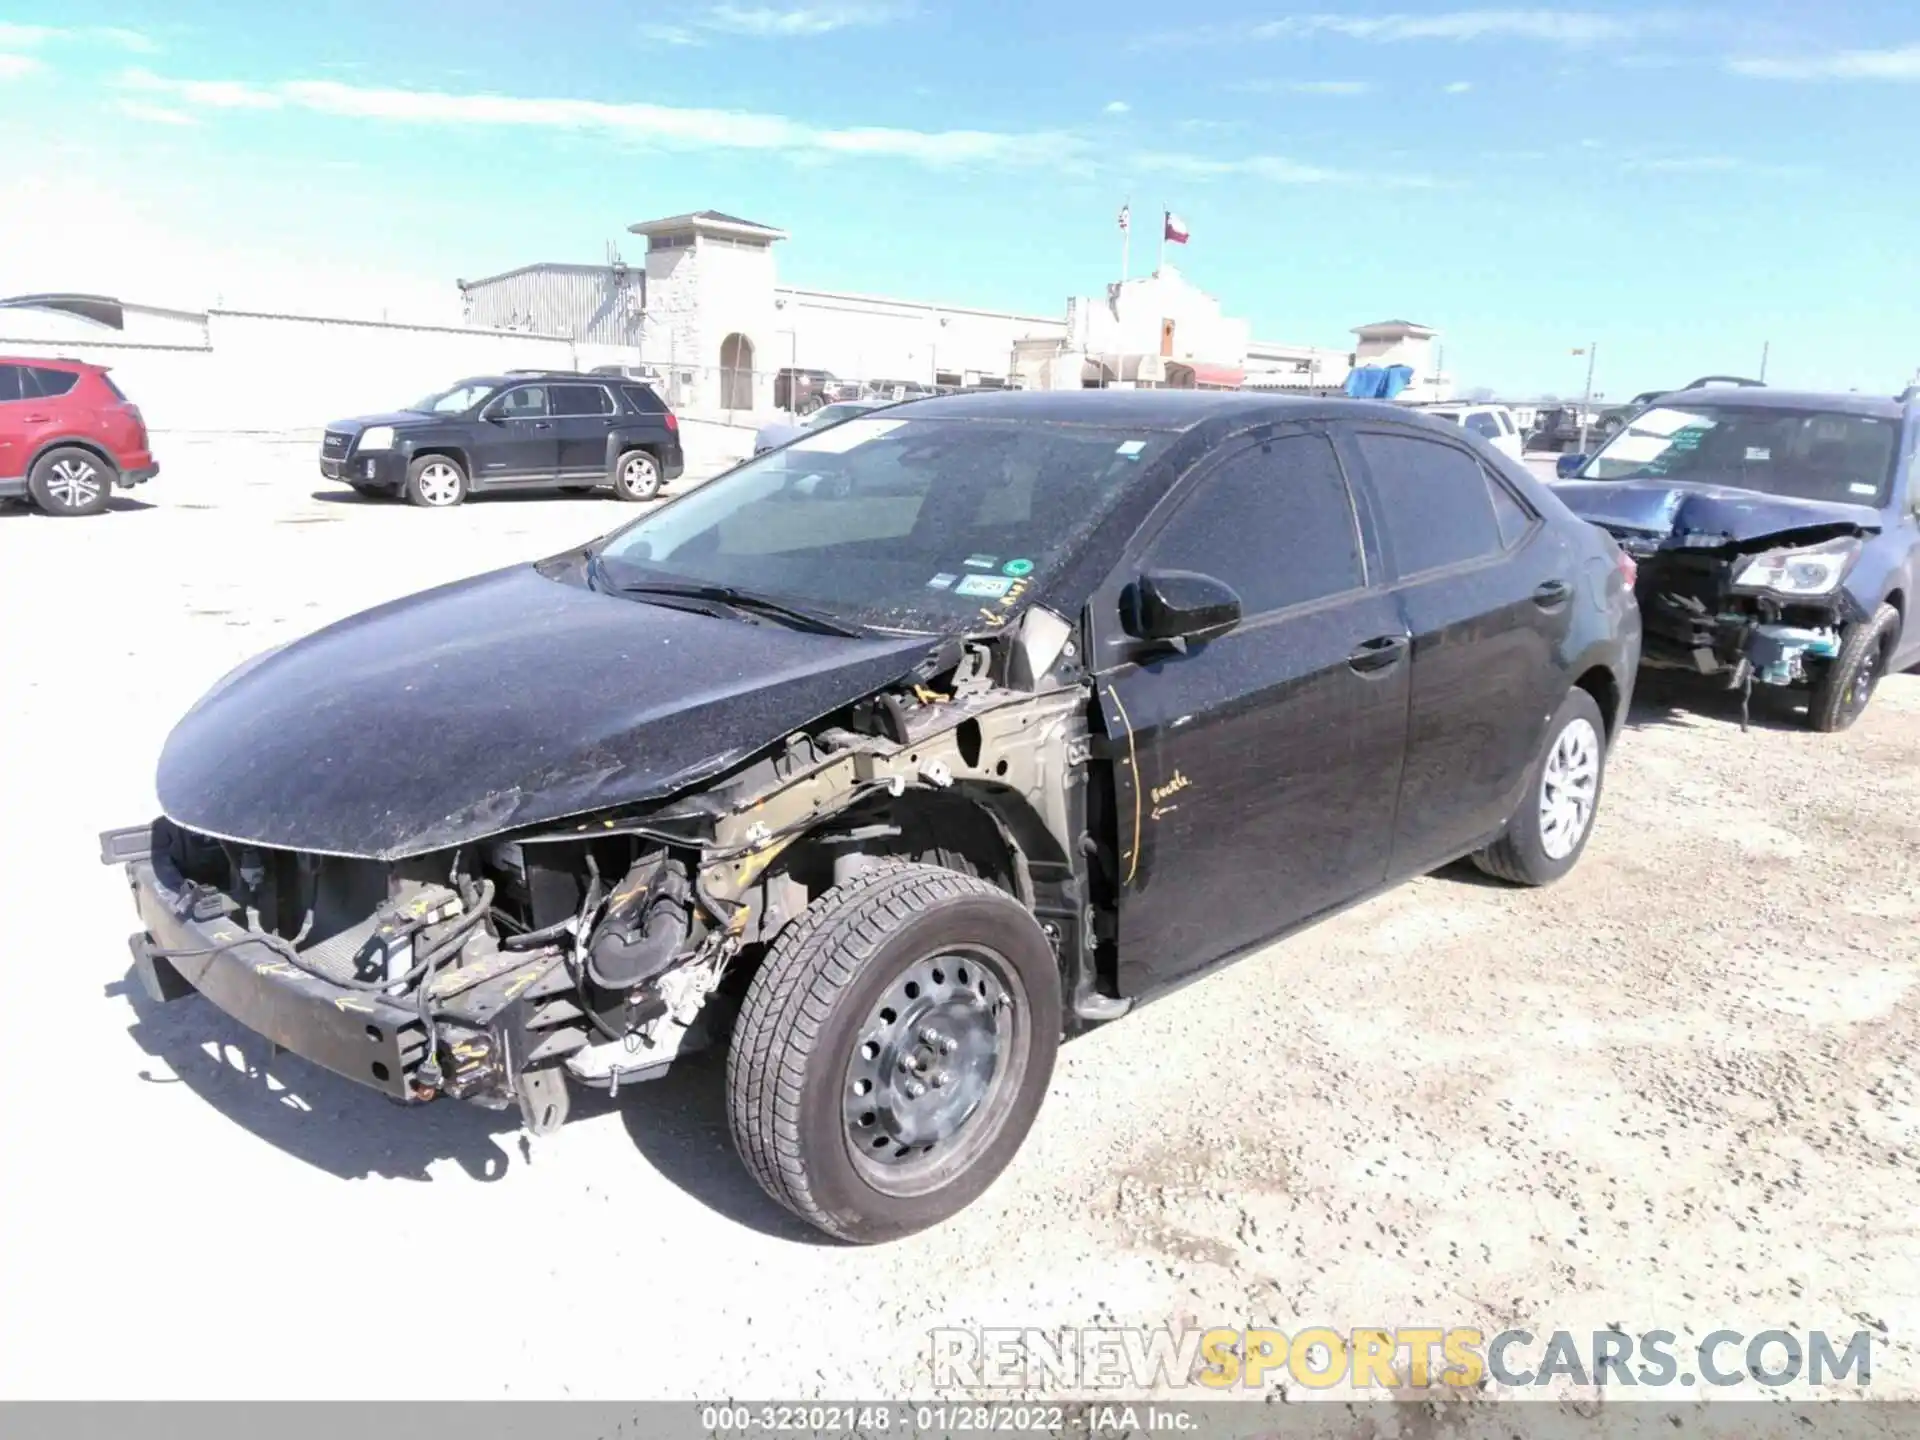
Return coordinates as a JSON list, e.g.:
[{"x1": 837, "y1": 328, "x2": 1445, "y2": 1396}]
[
  {"x1": 28, "y1": 367, "x2": 80, "y2": 398},
  {"x1": 621, "y1": 383, "x2": 666, "y2": 414},
  {"x1": 97, "y1": 372, "x2": 127, "y2": 400}
]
